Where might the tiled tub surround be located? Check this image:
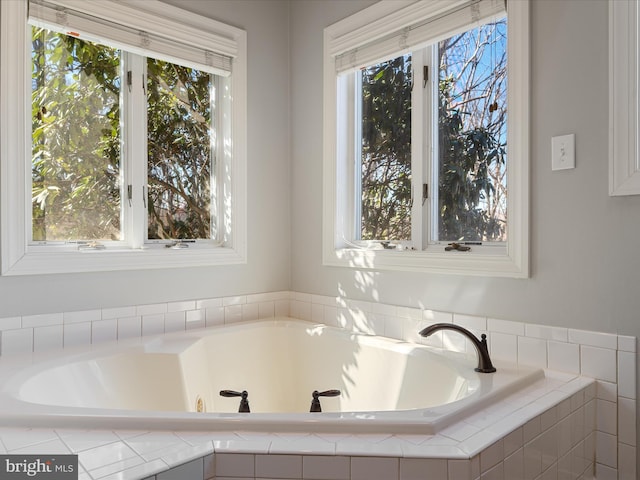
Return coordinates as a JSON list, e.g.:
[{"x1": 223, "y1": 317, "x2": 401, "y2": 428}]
[{"x1": 0, "y1": 291, "x2": 634, "y2": 479}]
